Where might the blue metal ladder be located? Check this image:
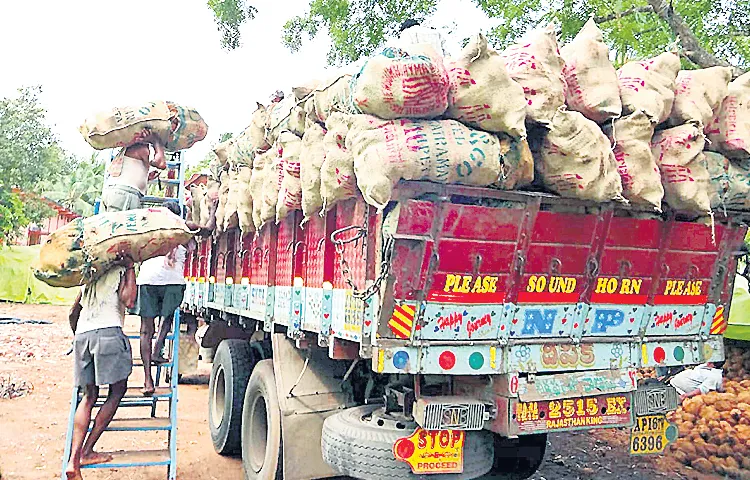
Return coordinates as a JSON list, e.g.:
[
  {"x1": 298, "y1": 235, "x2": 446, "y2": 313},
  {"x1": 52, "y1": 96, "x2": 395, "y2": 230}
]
[{"x1": 61, "y1": 150, "x2": 186, "y2": 479}]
